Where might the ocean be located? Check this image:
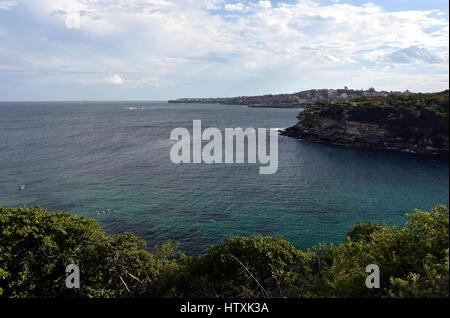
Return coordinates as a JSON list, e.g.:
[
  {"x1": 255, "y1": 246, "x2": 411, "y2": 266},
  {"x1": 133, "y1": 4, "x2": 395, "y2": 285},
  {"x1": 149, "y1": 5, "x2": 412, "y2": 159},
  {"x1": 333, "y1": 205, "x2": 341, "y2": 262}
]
[{"x1": 0, "y1": 101, "x2": 448, "y2": 254}]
